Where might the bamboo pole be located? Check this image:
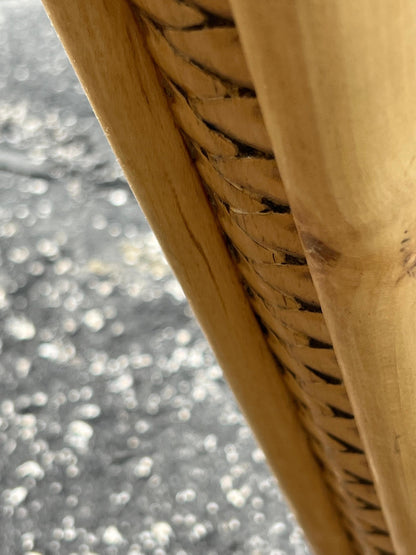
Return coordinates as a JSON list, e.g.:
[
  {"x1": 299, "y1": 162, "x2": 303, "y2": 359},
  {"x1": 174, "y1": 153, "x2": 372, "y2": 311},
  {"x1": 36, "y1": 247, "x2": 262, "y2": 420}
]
[
  {"x1": 231, "y1": 1, "x2": 416, "y2": 553},
  {"x1": 41, "y1": 1, "x2": 354, "y2": 553}
]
